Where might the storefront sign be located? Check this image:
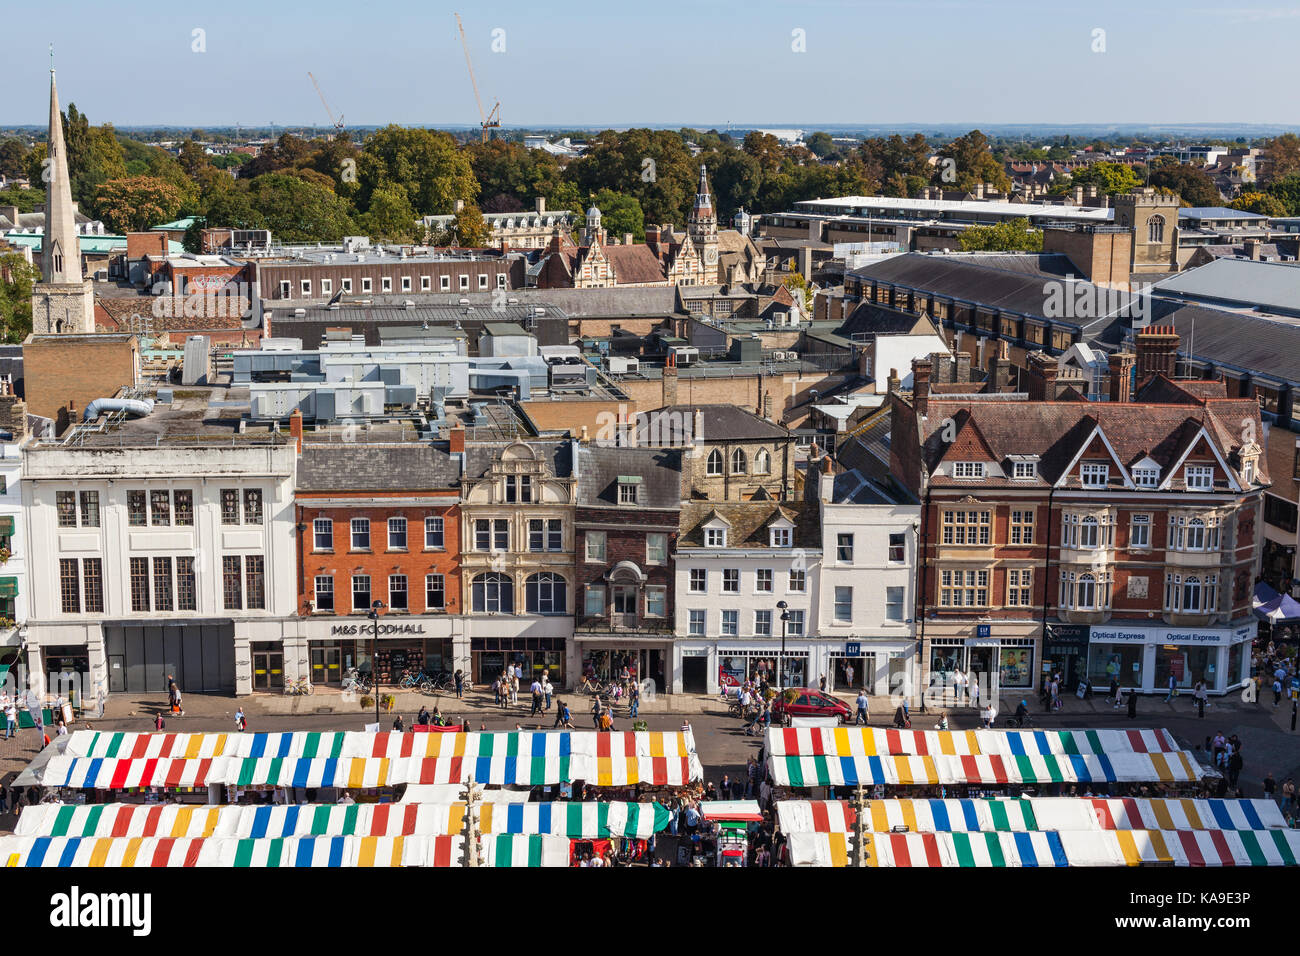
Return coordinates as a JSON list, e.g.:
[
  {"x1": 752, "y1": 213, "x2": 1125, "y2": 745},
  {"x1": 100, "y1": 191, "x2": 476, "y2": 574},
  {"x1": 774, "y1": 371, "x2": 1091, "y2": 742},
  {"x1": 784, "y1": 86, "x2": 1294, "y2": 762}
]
[
  {"x1": 330, "y1": 623, "x2": 427, "y2": 637},
  {"x1": 1045, "y1": 623, "x2": 1090, "y2": 648},
  {"x1": 1088, "y1": 621, "x2": 1255, "y2": 647},
  {"x1": 976, "y1": 625, "x2": 991, "y2": 638},
  {"x1": 845, "y1": 642, "x2": 861, "y2": 657}
]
